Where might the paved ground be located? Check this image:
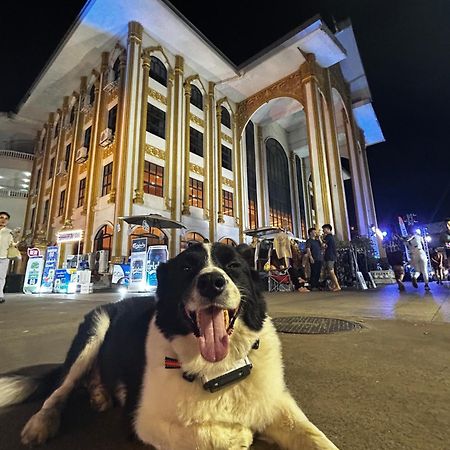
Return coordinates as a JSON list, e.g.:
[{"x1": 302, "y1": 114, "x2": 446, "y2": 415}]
[{"x1": 1, "y1": 282, "x2": 450, "y2": 449}]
